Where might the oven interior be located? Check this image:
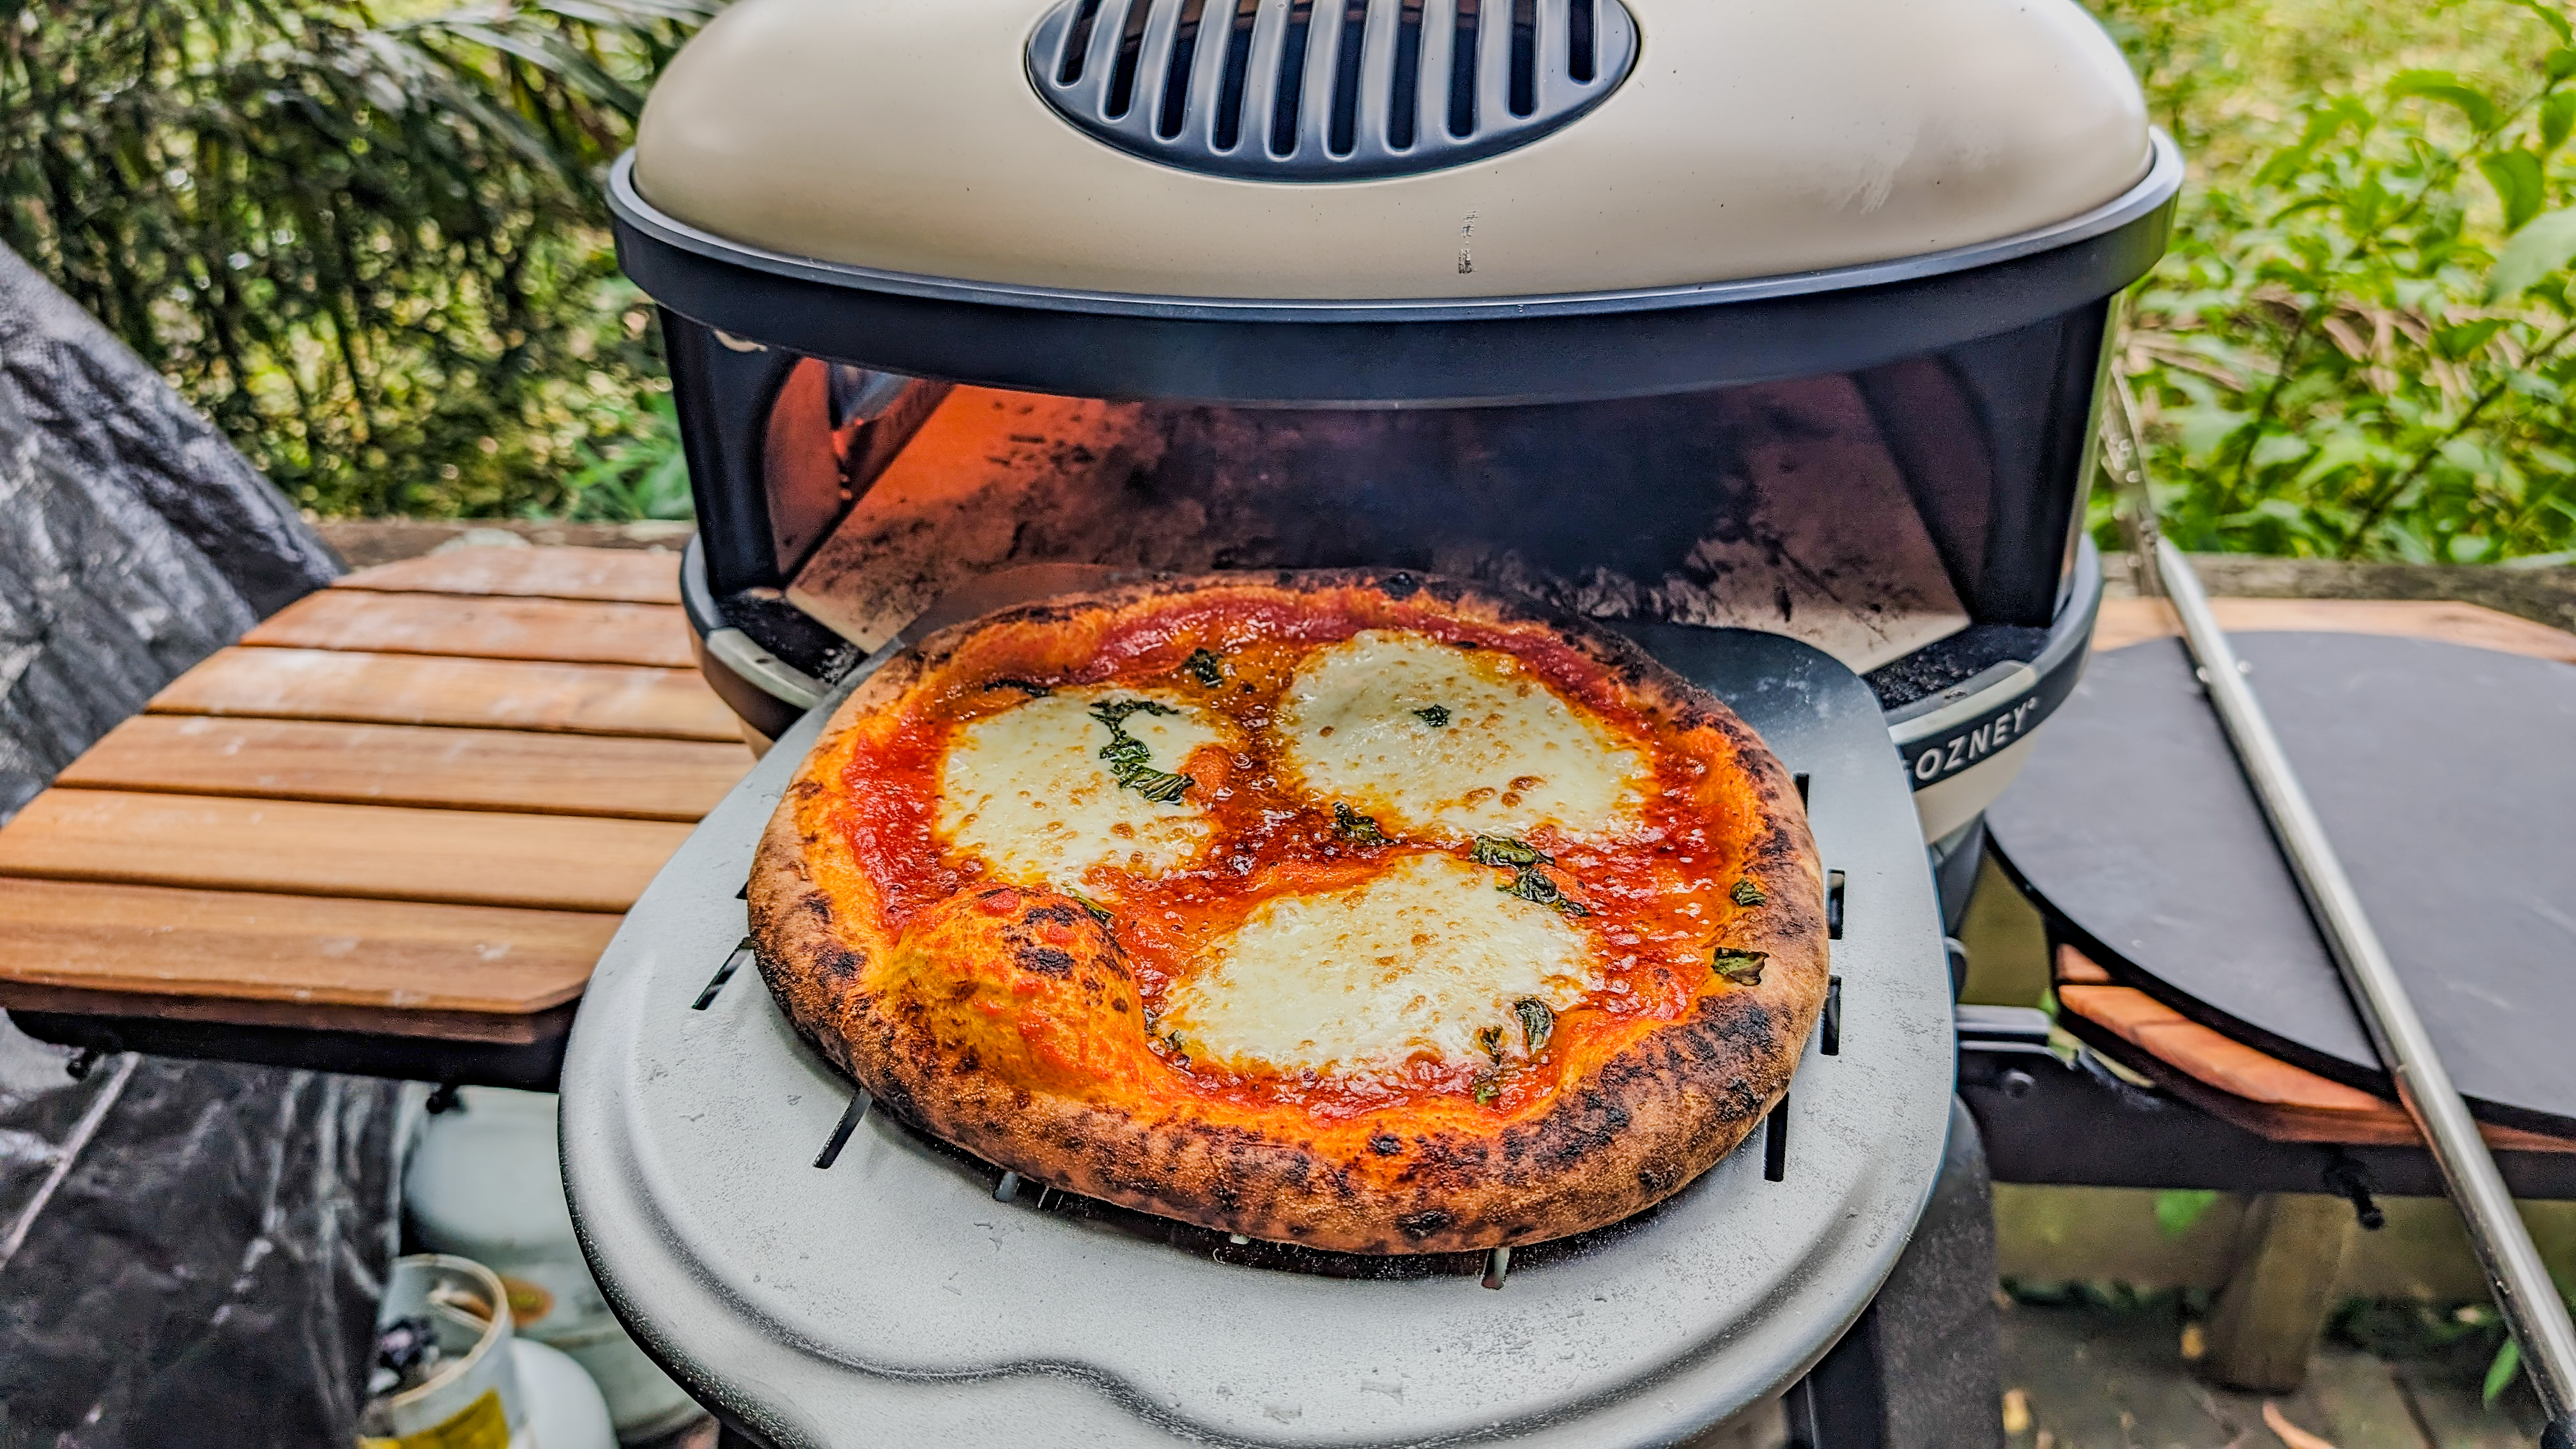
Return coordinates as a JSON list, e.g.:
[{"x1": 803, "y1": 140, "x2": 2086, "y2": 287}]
[{"x1": 670, "y1": 294, "x2": 2115, "y2": 736}]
